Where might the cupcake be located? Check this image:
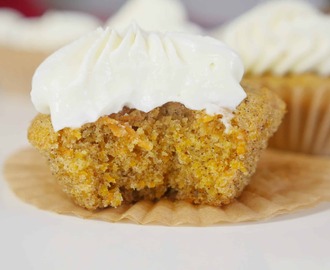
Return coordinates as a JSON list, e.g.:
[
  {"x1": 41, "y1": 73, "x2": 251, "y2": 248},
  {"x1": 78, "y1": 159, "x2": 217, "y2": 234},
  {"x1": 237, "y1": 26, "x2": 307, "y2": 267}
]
[
  {"x1": 214, "y1": 0, "x2": 330, "y2": 155},
  {"x1": 105, "y1": 0, "x2": 201, "y2": 33},
  {"x1": 0, "y1": 9, "x2": 101, "y2": 92},
  {"x1": 28, "y1": 24, "x2": 285, "y2": 210}
]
